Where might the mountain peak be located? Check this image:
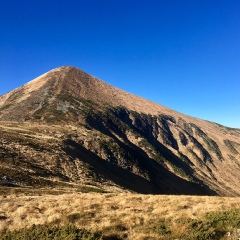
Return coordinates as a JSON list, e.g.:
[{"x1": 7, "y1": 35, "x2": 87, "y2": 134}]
[
  {"x1": 1, "y1": 67, "x2": 240, "y2": 196},
  {"x1": 0, "y1": 66, "x2": 210, "y2": 124}
]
